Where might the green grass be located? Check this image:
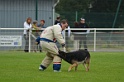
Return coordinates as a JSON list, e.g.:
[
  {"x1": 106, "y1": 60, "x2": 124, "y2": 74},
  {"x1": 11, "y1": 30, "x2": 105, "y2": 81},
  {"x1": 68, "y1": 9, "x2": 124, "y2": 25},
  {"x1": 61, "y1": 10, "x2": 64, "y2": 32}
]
[{"x1": 0, "y1": 51, "x2": 124, "y2": 82}]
